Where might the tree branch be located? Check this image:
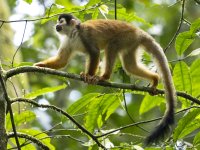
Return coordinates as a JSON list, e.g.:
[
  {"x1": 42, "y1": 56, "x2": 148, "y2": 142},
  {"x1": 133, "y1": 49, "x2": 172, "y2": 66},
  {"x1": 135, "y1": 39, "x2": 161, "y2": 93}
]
[
  {"x1": 164, "y1": 0, "x2": 185, "y2": 52},
  {"x1": 0, "y1": 2, "x2": 107, "y2": 23},
  {"x1": 10, "y1": 98, "x2": 107, "y2": 150},
  {"x1": 0, "y1": 67, "x2": 21, "y2": 150},
  {"x1": 95, "y1": 106, "x2": 200, "y2": 138},
  {"x1": 4, "y1": 66, "x2": 200, "y2": 105},
  {"x1": 7, "y1": 132, "x2": 50, "y2": 150}
]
